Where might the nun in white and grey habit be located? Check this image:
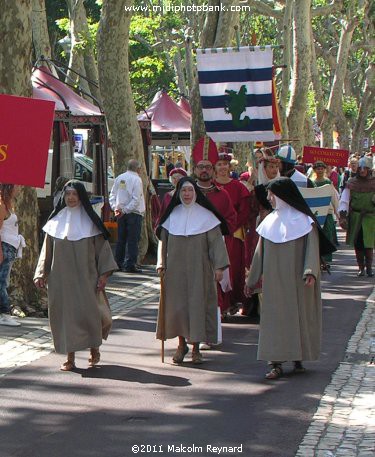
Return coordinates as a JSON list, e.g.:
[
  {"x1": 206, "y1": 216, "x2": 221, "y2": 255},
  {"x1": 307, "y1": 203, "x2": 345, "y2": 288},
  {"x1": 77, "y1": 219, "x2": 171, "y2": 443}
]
[
  {"x1": 34, "y1": 180, "x2": 118, "y2": 371},
  {"x1": 156, "y1": 177, "x2": 229, "y2": 365},
  {"x1": 245, "y1": 177, "x2": 336, "y2": 379}
]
